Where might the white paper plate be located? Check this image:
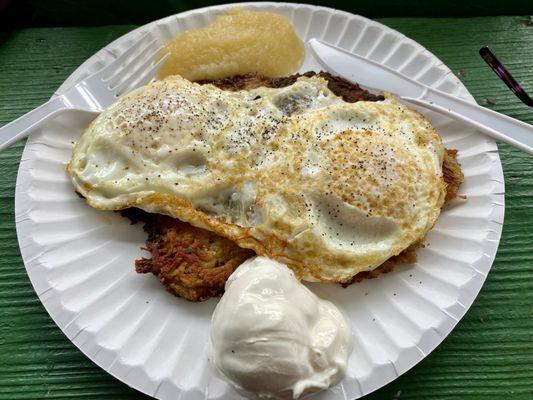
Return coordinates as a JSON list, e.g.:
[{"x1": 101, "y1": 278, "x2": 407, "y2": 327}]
[{"x1": 15, "y1": 2, "x2": 505, "y2": 399}]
